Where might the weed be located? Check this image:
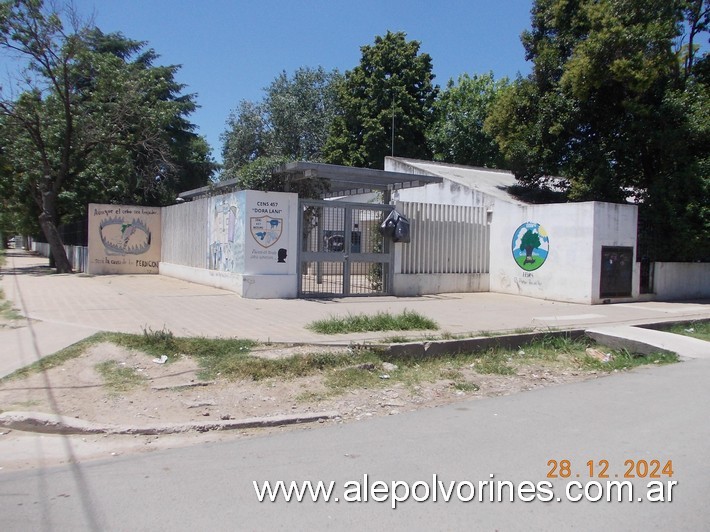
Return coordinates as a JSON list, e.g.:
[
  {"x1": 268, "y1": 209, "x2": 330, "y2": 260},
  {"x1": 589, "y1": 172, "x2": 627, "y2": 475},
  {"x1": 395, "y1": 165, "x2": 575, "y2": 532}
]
[
  {"x1": 440, "y1": 367, "x2": 465, "y2": 381},
  {"x1": 295, "y1": 390, "x2": 330, "y2": 403},
  {"x1": 383, "y1": 335, "x2": 412, "y2": 343},
  {"x1": 579, "y1": 349, "x2": 678, "y2": 371},
  {"x1": 451, "y1": 381, "x2": 480, "y2": 392},
  {"x1": 665, "y1": 321, "x2": 710, "y2": 342},
  {"x1": 508, "y1": 334, "x2": 591, "y2": 362},
  {"x1": 306, "y1": 309, "x2": 438, "y2": 334},
  {"x1": 473, "y1": 356, "x2": 516, "y2": 375},
  {"x1": 140, "y1": 326, "x2": 177, "y2": 354},
  {"x1": 95, "y1": 360, "x2": 145, "y2": 392},
  {"x1": 0, "y1": 332, "x2": 115, "y2": 383},
  {"x1": 198, "y1": 349, "x2": 372, "y2": 381},
  {"x1": 0, "y1": 288, "x2": 22, "y2": 322},
  {"x1": 109, "y1": 330, "x2": 258, "y2": 372},
  {"x1": 324, "y1": 366, "x2": 384, "y2": 391}
]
